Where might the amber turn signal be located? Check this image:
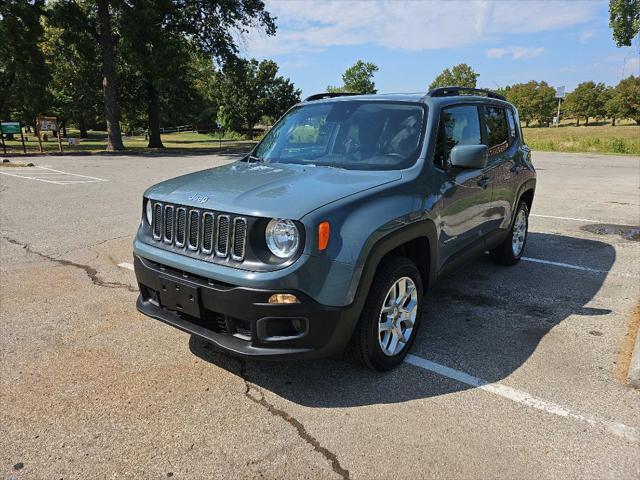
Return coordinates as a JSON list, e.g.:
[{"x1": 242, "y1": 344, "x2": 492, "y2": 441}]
[
  {"x1": 318, "y1": 221, "x2": 330, "y2": 251},
  {"x1": 268, "y1": 293, "x2": 300, "y2": 304}
]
